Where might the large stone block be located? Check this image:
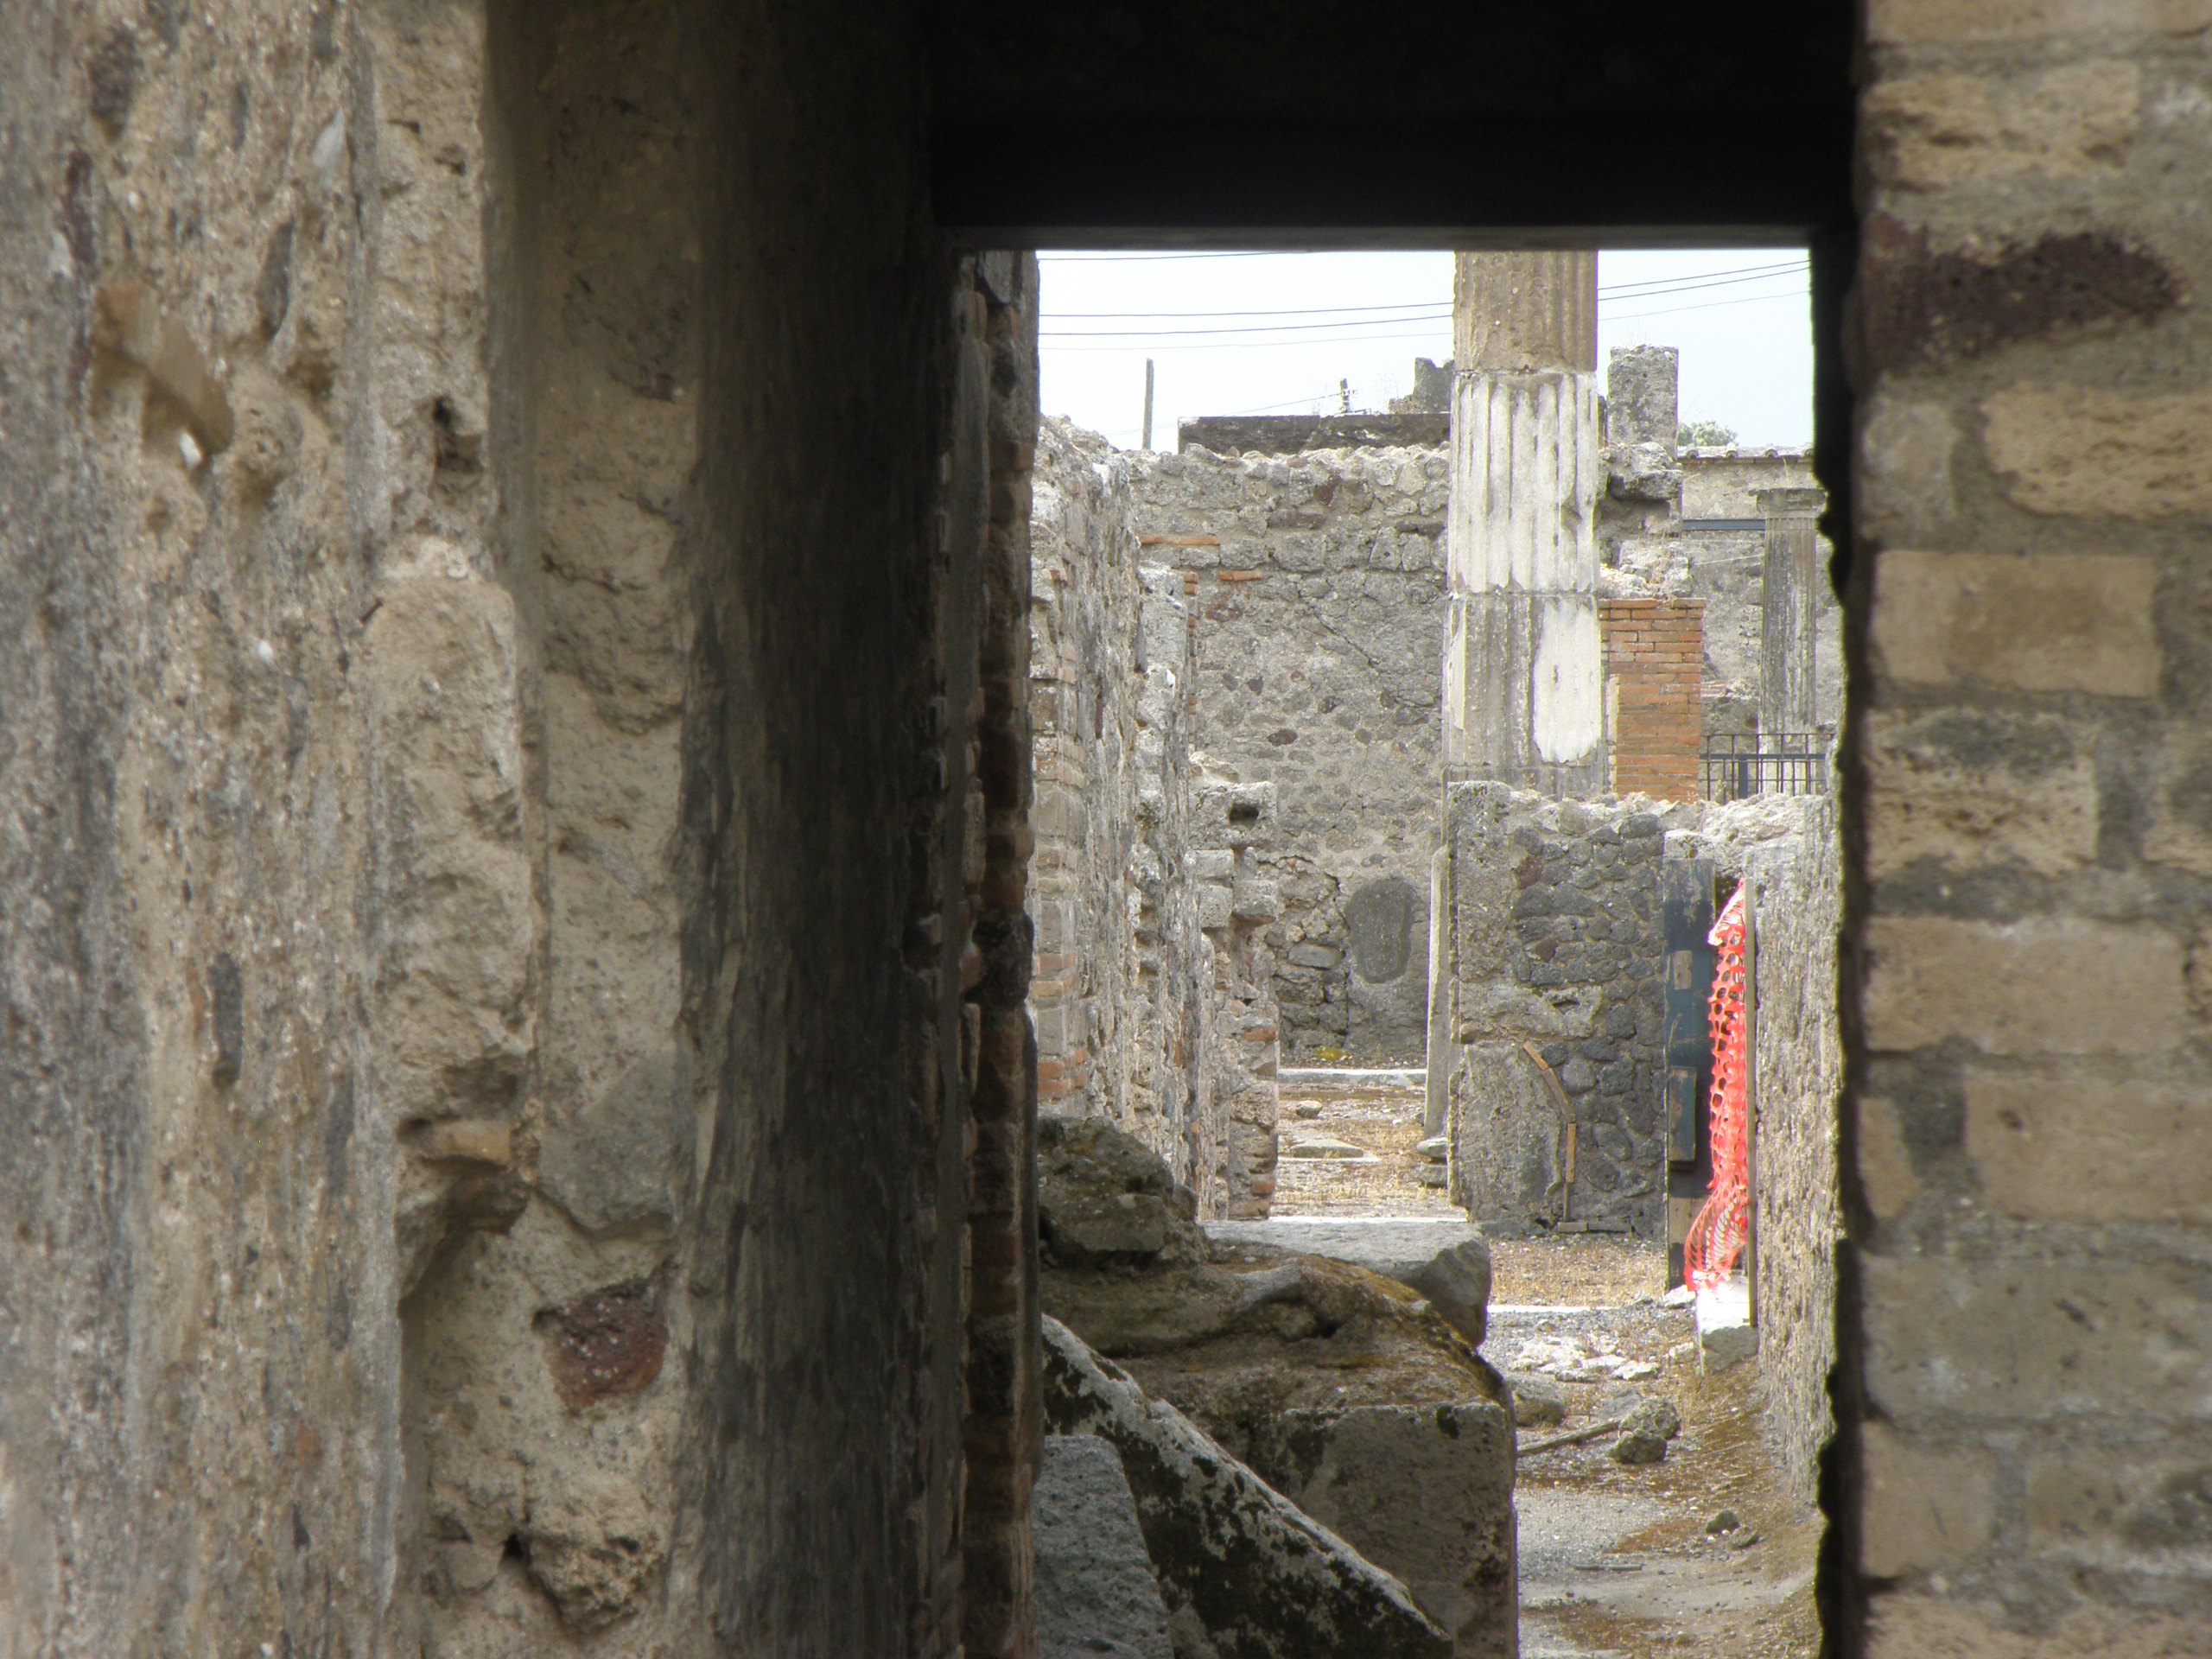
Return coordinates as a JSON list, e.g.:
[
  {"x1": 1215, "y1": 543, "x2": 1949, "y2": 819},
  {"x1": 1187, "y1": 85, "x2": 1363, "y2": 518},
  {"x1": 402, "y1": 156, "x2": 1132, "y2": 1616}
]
[
  {"x1": 1866, "y1": 1594, "x2": 2212, "y2": 1659},
  {"x1": 1966, "y1": 1070, "x2": 2212, "y2": 1224},
  {"x1": 1870, "y1": 550, "x2": 2159, "y2": 697},
  {"x1": 1864, "y1": 708, "x2": 2101, "y2": 874},
  {"x1": 1857, "y1": 1096, "x2": 1926, "y2": 1223},
  {"x1": 1865, "y1": 61, "x2": 2139, "y2": 187},
  {"x1": 2143, "y1": 734, "x2": 2212, "y2": 875},
  {"x1": 1266, "y1": 1405, "x2": 1517, "y2": 1659},
  {"x1": 1860, "y1": 1421, "x2": 1996, "y2": 1576},
  {"x1": 1862, "y1": 1254, "x2": 2212, "y2": 1421},
  {"x1": 1035, "y1": 1436, "x2": 1174, "y2": 1659},
  {"x1": 1452, "y1": 1041, "x2": 1567, "y2": 1228},
  {"x1": 1984, "y1": 389, "x2": 2212, "y2": 520},
  {"x1": 1863, "y1": 917, "x2": 2185, "y2": 1054},
  {"x1": 1041, "y1": 1318, "x2": 1451, "y2": 1659},
  {"x1": 1866, "y1": 0, "x2": 2212, "y2": 41},
  {"x1": 1859, "y1": 397, "x2": 1959, "y2": 539}
]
